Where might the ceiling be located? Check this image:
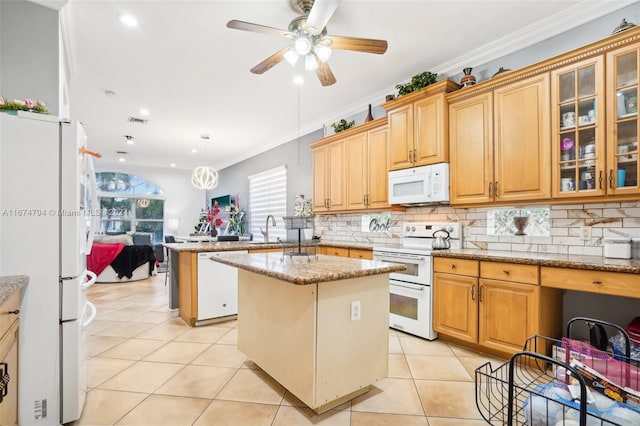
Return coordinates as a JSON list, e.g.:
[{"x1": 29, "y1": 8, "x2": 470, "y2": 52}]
[{"x1": 58, "y1": 0, "x2": 635, "y2": 171}]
